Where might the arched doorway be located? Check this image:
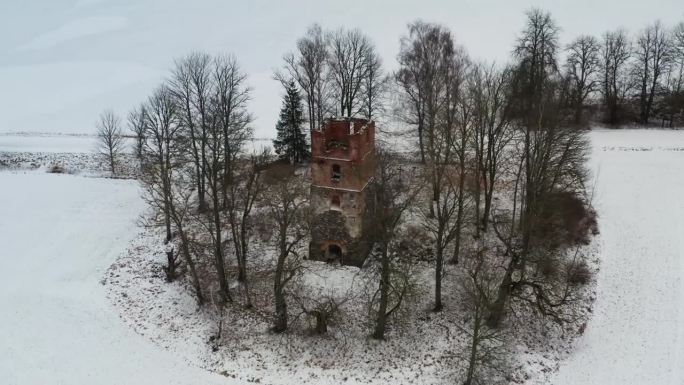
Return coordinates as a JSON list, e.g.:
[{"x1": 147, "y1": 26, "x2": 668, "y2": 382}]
[{"x1": 327, "y1": 244, "x2": 342, "y2": 262}]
